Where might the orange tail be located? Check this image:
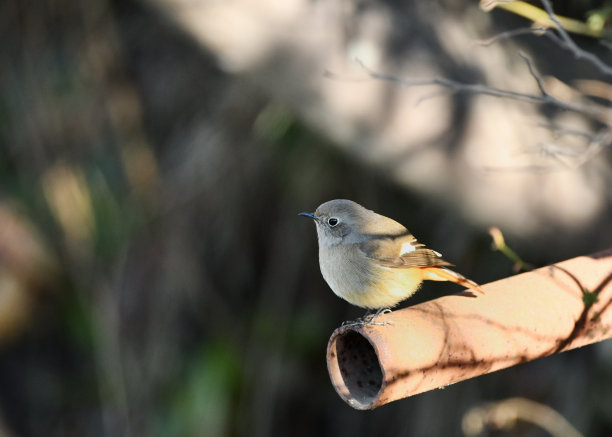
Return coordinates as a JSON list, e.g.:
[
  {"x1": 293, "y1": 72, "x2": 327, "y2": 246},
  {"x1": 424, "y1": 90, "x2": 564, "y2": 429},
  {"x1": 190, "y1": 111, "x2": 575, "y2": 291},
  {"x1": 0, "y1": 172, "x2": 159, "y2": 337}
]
[{"x1": 421, "y1": 267, "x2": 485, "y2": 294}]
